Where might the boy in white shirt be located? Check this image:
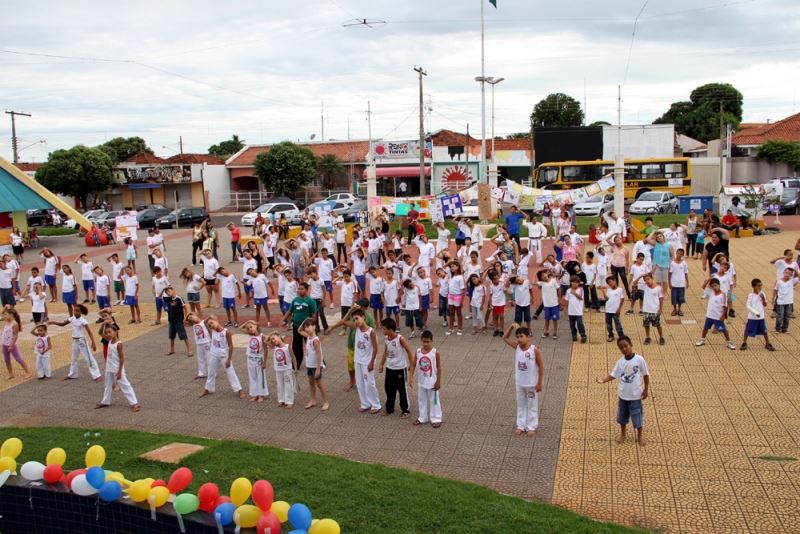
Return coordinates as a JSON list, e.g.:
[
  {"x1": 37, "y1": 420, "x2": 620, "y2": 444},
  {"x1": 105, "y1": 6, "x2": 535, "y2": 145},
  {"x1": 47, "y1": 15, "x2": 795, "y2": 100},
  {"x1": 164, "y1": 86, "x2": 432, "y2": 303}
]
[
  {"x1": 773, "y1": 267, "x2": 799, "y2": 333},
  {"x1": 640, "y1": 273, "x2": 665, "y2": 346},
  {"x1": 627, "y1": 253, "x2": 650, "y2": 315},
  {"x1": 695, "y1": 278, "x2": 735, "y2": 349},
  {"x1": 435, "y1": 267, "x2": 450, "y2": 327},
  {"x1": 564, "y1": 275, "x2": 587, "y2": 343},
  {"x1": 92, "y1": 266, "x2": 112, "y2": 311},
  {"x1": 741, "y1": 278, "x2": 775, "y2": 351},
  {"x1": 603, "y1": 276, "x2": 625, "y2": 342},
  {"x1": 509, "y1": 275, "x2": 533, "y2": 331},
  {"x1": 217, "y1": 266, "x2": 241, "y2": 328},
  {"x1": 314, "y1": 249, "x2": 336, "y2": 309},
  {"x1": 152, "y1": 248, "x2": 169, "y2": 277},
  {"x1": 77, "y1": 253, "x2": 95, "y2": 304},
  {"x1": 538, "y1": 270, "x2": 560, "y2": 339},
  {"x1": 151, "y1": 266, "x2": 170, "y2": 326},
  {"x1": 107, "y1": 253, "x2": 125, "y2": 305},
  {"x1": 502, "y1": 324, "x2": 544, "y2": 436},
  {"x1": 581, "y1": 251, "x2": 599, "y2": 311},
  {"x1": 489, "y1": 272, "x2": 507, "y2": 337},
  {"x1": 668, "y1": 248, "x2": 689, "y2": 317},
  {"x1": 366, "y1": 266, "x2": 385, "y2": 324},
  {"x1": 596, "y1": 336, "x2": 649, "y2": 446}
]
